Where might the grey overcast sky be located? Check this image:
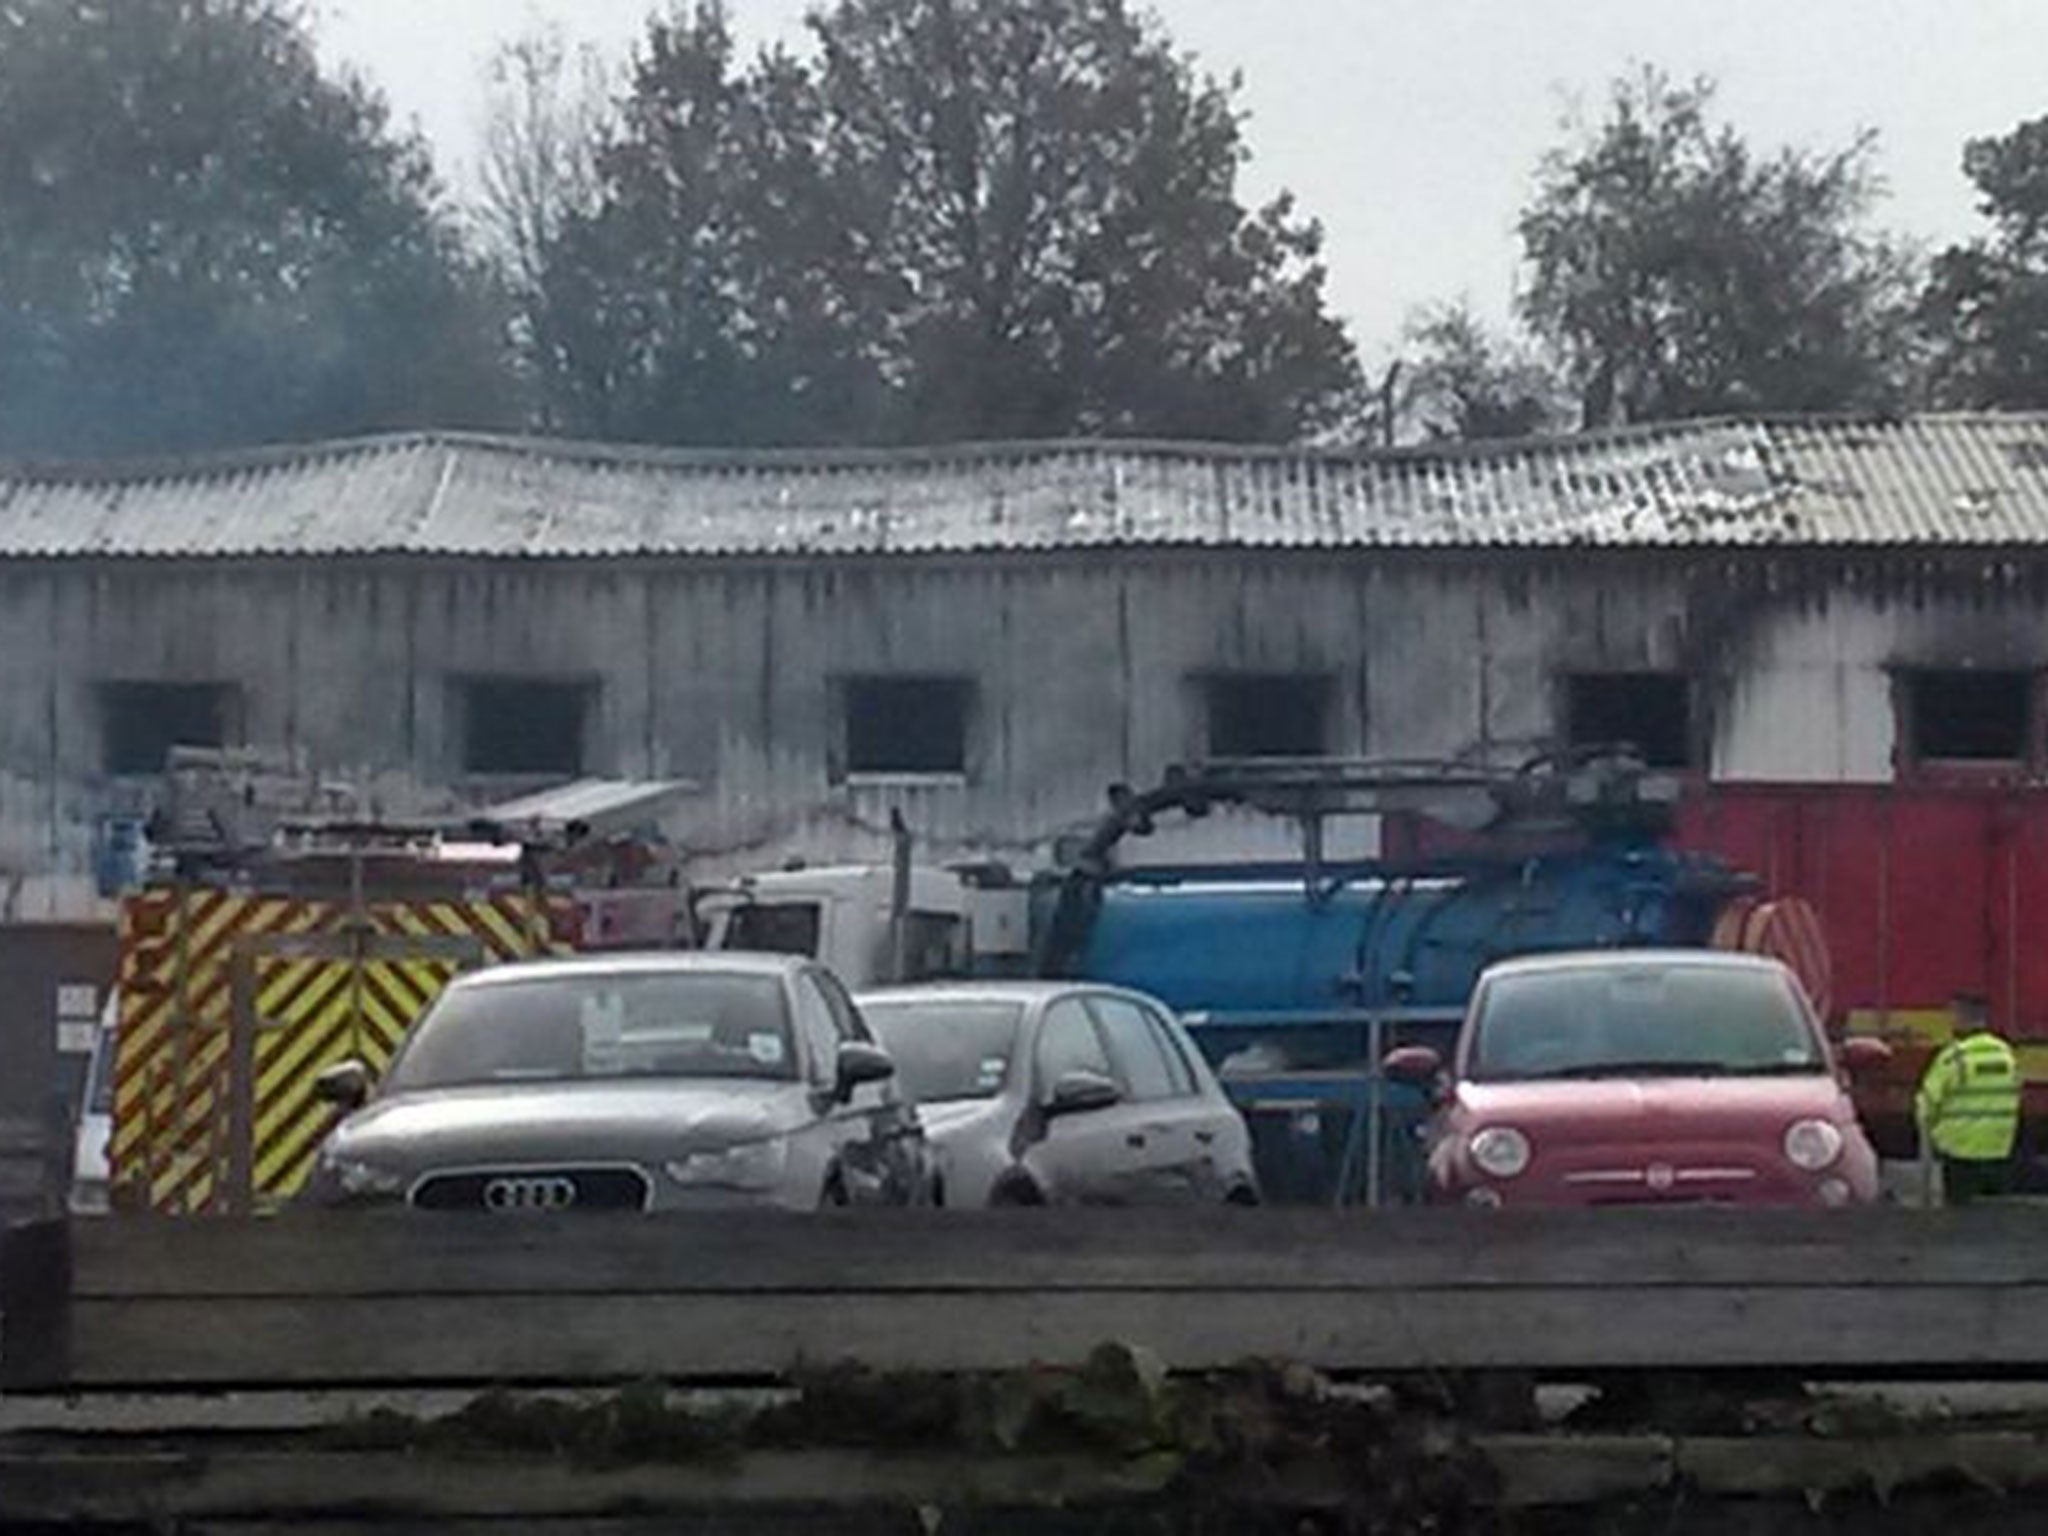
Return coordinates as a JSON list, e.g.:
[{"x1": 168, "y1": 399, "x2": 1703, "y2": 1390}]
[{"x1": 313, "y1": 0, "x2": 2048, "y2": 365}]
